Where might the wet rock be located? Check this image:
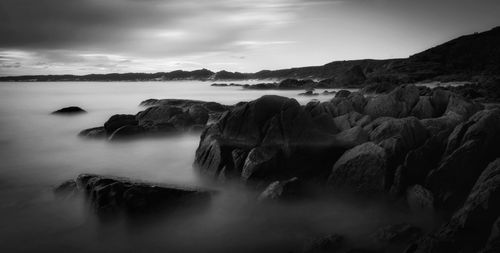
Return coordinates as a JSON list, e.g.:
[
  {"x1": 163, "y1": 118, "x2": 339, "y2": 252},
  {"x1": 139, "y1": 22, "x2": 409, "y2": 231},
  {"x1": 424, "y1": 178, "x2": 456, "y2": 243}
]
[
  {"x1": 74, "y1": 174, "x2": 214, "y2": 214},
  {"x1": 258, "y1": 177, "x2": 301, "y2": 201},
  {"x1": 51, "y1": 106, "x2": 86, "y2": 114},
  {"x1": 302, "y1": 234, "x2": 344, "y2": 253},
  {"x1": 328, "y1": 142, "x2": 387, "y2": 192},
  {"x1": 78, "y1": 126, "x2": 106, "y2": 139},
  {"x1": 373, "y1": 223, "x2": 422, "y2": 243},
  {"x1": 103, "y1": 114, "x2": 138, "y2": 135}
]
